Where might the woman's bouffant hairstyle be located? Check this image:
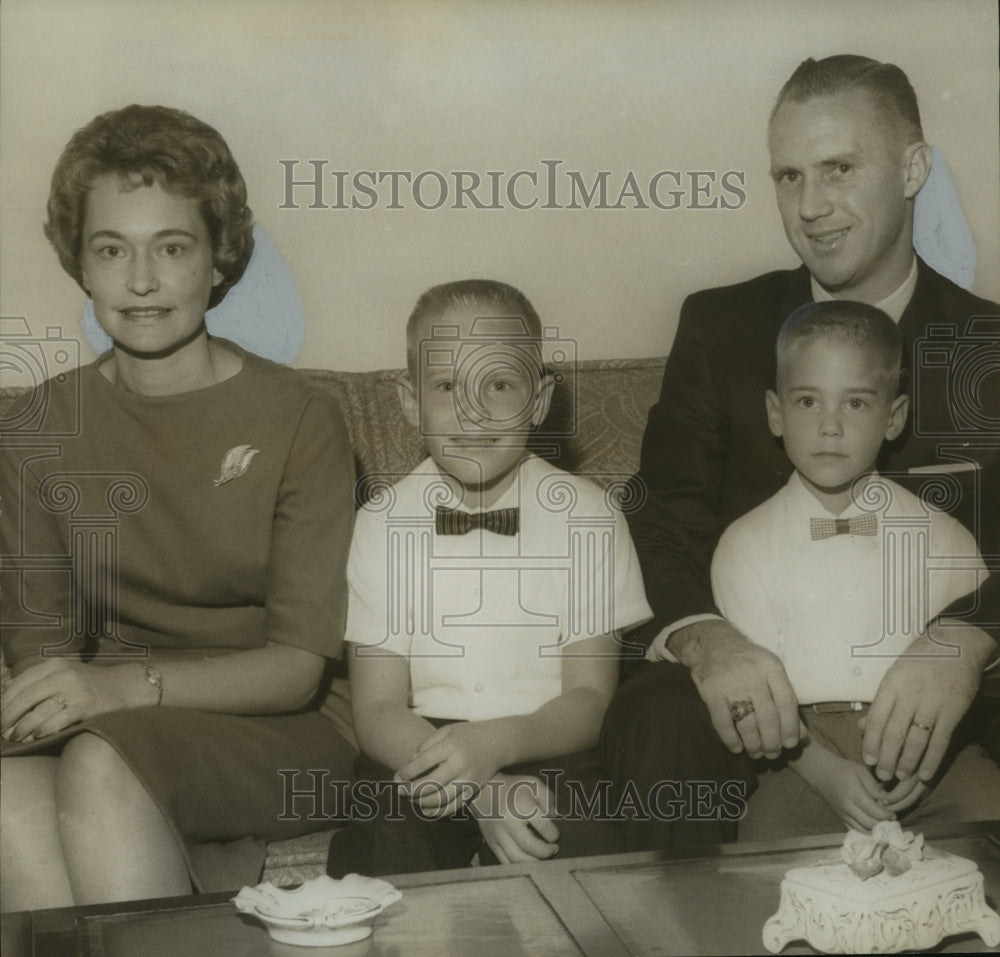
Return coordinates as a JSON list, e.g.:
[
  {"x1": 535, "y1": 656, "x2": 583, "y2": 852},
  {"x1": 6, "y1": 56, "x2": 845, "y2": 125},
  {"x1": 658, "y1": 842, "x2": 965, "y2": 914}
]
[{"x1": 45, "y1": 105, "x2": 254, "y2": 309}]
